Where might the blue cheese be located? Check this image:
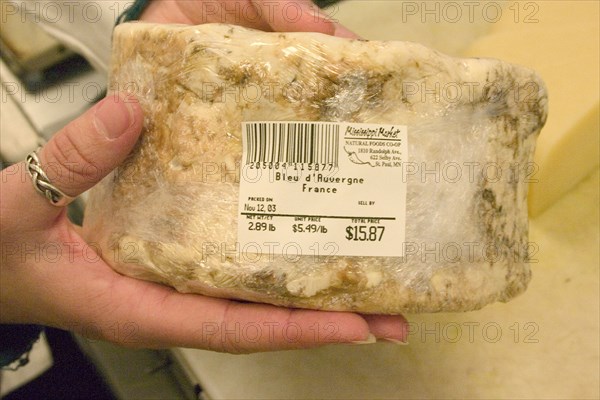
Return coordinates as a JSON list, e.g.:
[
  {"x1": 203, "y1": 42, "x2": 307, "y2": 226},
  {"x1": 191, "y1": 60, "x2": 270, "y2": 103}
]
[{"x1": 83, "y1": 22, "x2": 547, "y2": 313}]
